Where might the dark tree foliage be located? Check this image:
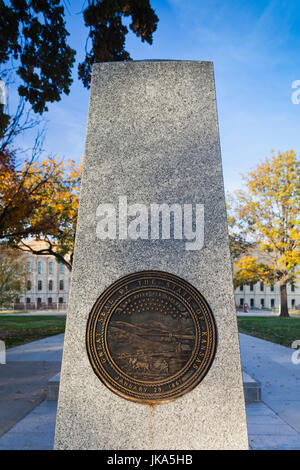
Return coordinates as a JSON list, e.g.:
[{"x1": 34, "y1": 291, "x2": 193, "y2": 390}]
[
  {"x1": 0, "y1": 0, "x2": 76, "y2": 115},
  {"x1": 79, "y1": 0, "x2": 159, "y2": 88},
  {"x1": 0, "y1": 0, "x2": 159, "y2": 122}
]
